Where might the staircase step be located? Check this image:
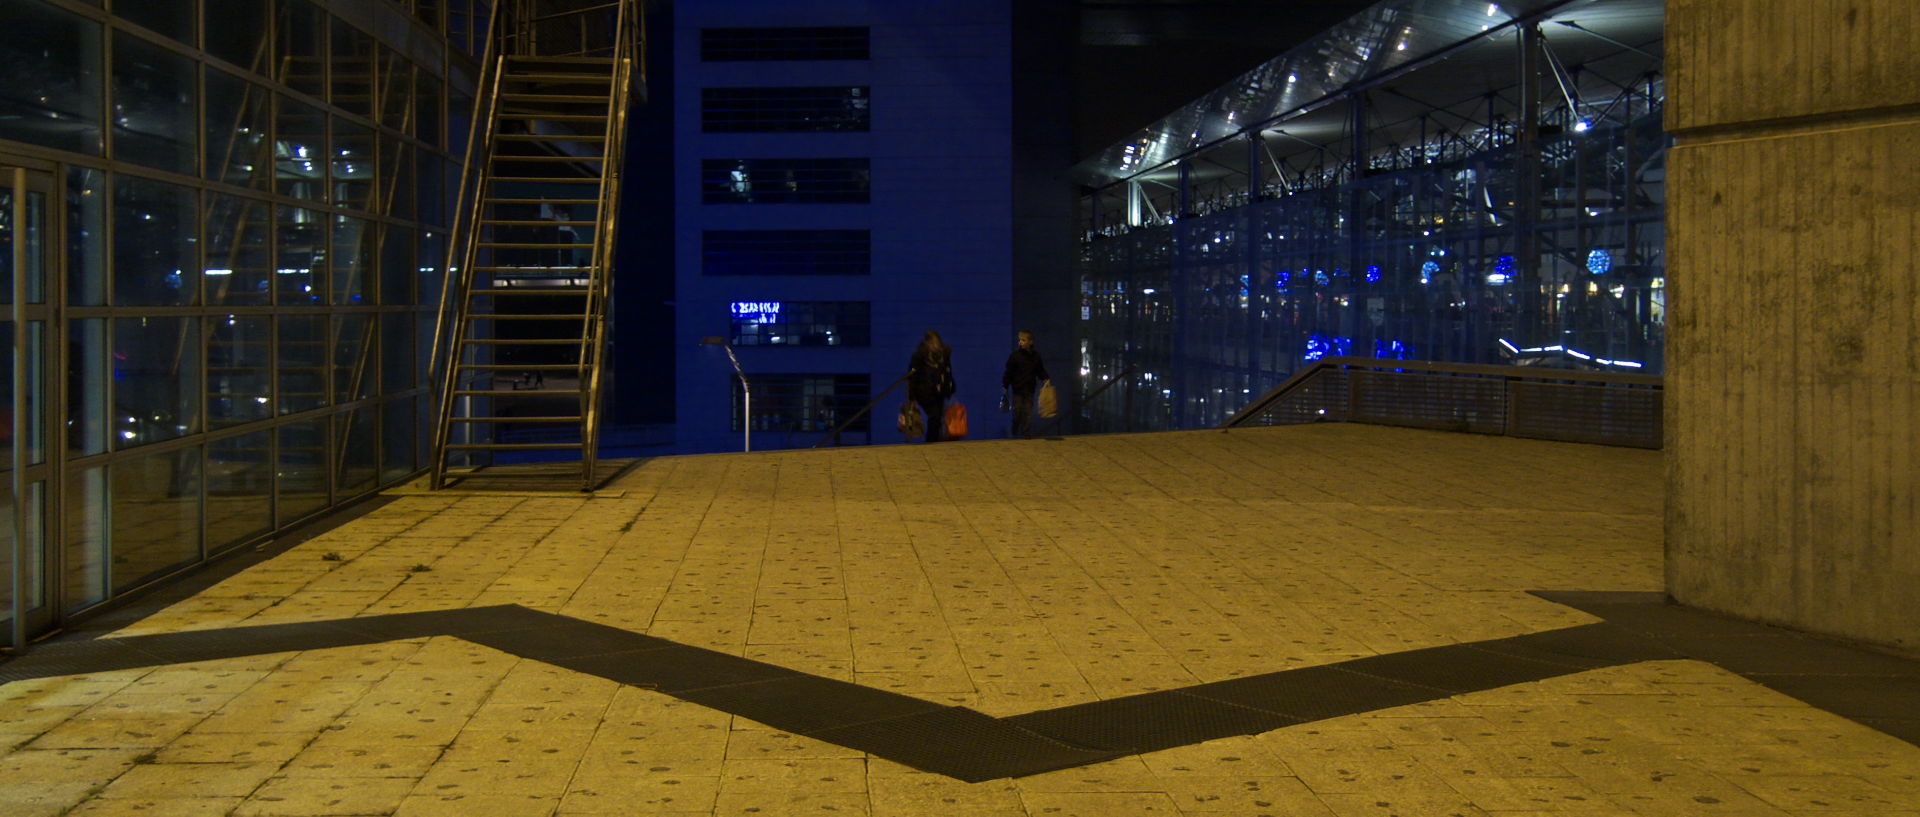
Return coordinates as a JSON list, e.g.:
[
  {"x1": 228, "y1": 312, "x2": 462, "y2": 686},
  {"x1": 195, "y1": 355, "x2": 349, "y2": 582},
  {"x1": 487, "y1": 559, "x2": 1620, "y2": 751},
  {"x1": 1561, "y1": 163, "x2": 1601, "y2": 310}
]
[
  {"x1": 453, "y1": 389, "x2": 584, "y2": 397},
  {"x1": 495, "y1": 132, "x2": 608, "y2": 142},
  {"x1": 492, "y1": 154, "x2": 604, "y2": 162},
  {"x1": 495, "y1": 113, "x2": 609, "y2": 123},
  {"x1": 458, "y1": 363, "x2": 583, "y2": 369},
  {"x1": 467, "y1": 287, "x2": 589, "y2": 296},
  {"x1": 485, "y1": 197, "x2": 601, "y2": 205},
  {"x1": 446, "y1": 442, "x2": 586, "y2": 450},
  {"x1": 499, "y1": 93, "x2": 610, "y2": 104},
  {"x1": 461, "y1": 313, "x2": 589, "y2": 320},
  {"x1": 489, "y1": 176, "x2": 603, "y2": 183},
  {"x1": 457, "y1": 338, "x2": 584, "y2": 345},
  {"x1": 449, "y1": 416, "x2": 583, "y2": 423},
  {"x1": 480, "y1": 219, "x2": 598, "y2": 226}
]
